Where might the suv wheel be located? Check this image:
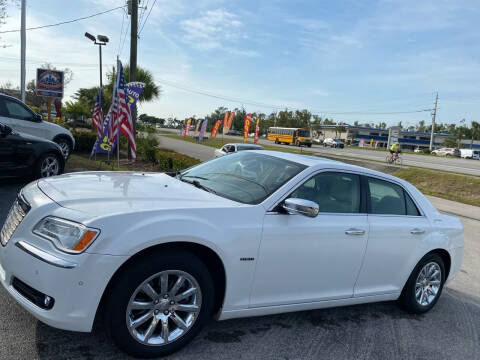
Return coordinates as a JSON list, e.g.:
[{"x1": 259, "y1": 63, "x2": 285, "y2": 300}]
[
  {"x1": 54, "y1": 137, "x2": 72, "y2": 159},
  {"x1": 36, "y1": 153, "x2": 61, "y2": 178},
  {"x1": 104, "y1": 250, "x2": 214, "y2": 358}
]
